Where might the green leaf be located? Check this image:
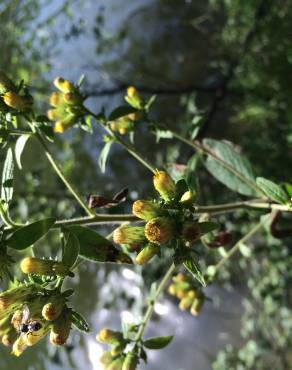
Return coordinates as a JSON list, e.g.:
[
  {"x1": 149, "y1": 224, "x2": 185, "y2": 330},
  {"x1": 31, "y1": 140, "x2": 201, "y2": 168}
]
[
  {"x1": 183, "y1": 258, "x2": 206, "y2": 286},
  {"x1": 144, "y1": 335, "x2": 173, "y2": 350},
  {"x1": 145, "y1": 95, "x2": 156, "y2": 112},
  {"x1": 6, "y1": 217, "x2": 56, "y2": 250},
  {"x1": 62, "y1": 232, "x2": 80, "y2": 268},
  {"x1": 203, "y1": 139, "x2": 259, "y2": 196},
  {"x1": 199, "y1": 221, "x2": 219, "y2": 235},
  {"x1": 15, "y1": 135, "x2": 30, "y2": 170},
  {"x1": 109, "y1": 106, "x2": 138, "y2": 121},
  {"x1": 256, "y1": 177, "x2": 290, "y2": 205},
  {"x1": 99, "y1": 140, "x2": 113, "y2": 173},
  {"x1": 67, "y1": 225, "x2": 112, "y2": 262},
  {"x1": 1, "y1": 148, "x2": 14, "y2": 204},
  {"x1": 71, "y1": 310, "x2": 90, "y2": 333}
]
